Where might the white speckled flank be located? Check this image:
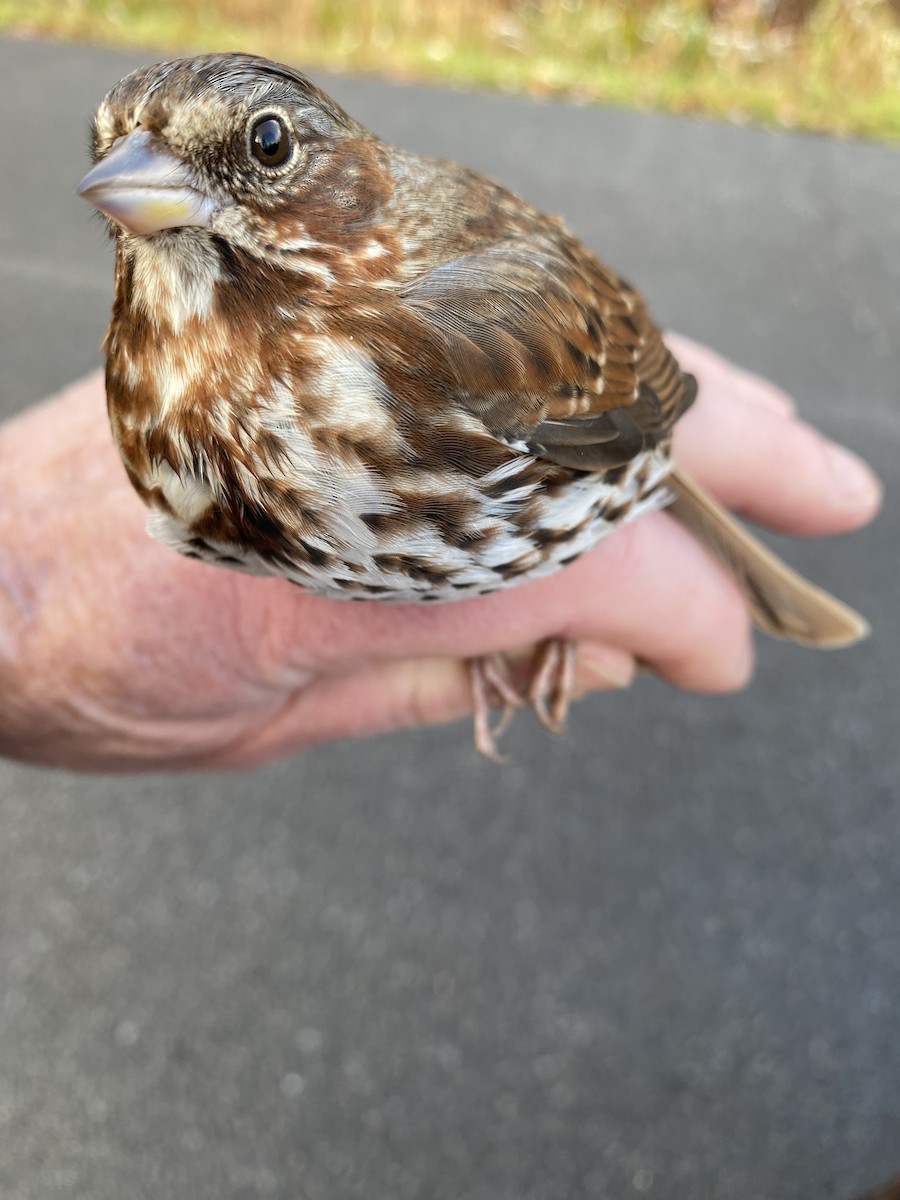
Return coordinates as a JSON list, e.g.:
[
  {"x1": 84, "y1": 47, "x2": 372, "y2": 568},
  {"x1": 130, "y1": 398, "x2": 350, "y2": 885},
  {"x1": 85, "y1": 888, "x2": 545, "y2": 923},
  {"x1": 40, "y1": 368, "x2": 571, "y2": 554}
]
[{"x1": 147, "y1": 440, "x2": 673, "y2": 602}]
